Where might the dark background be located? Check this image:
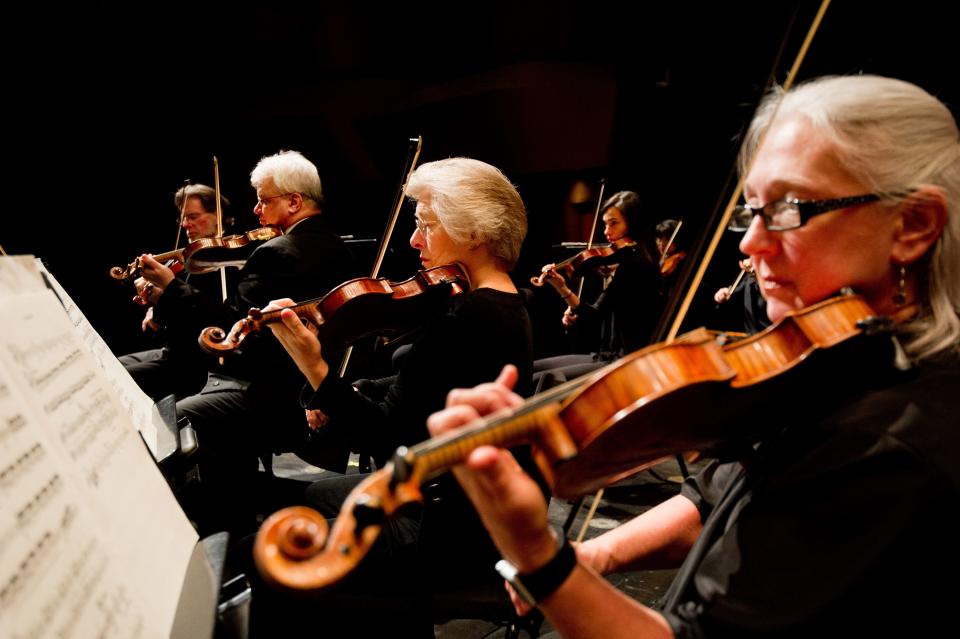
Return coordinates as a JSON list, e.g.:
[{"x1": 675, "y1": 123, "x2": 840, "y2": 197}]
[{"x1": 6, "y1": 1, "x2": 956, "y2": 360}]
